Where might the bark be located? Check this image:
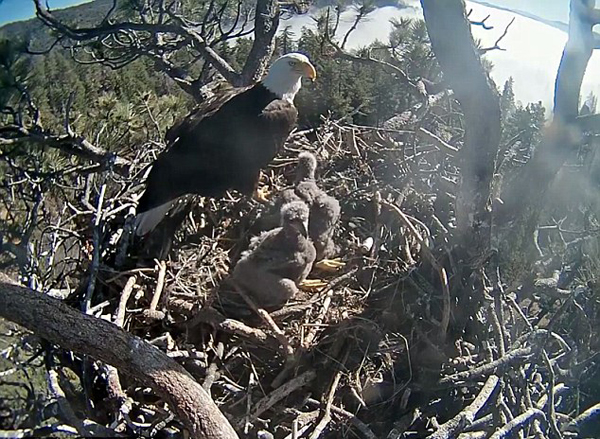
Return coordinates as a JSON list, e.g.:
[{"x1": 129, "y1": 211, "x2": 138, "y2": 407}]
[
  {"x1": 420, "y1": 0, "x2": 501, "y2": 257},
  {"x1": 0, "y1": 274, "x2": 239, "y2": 439},
  {"x1": 499, "y1": 0, "x2": 600, "y2": 226},
  {"x1": 238, "y1": 0, "x2": 280, "y2": 86}
]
